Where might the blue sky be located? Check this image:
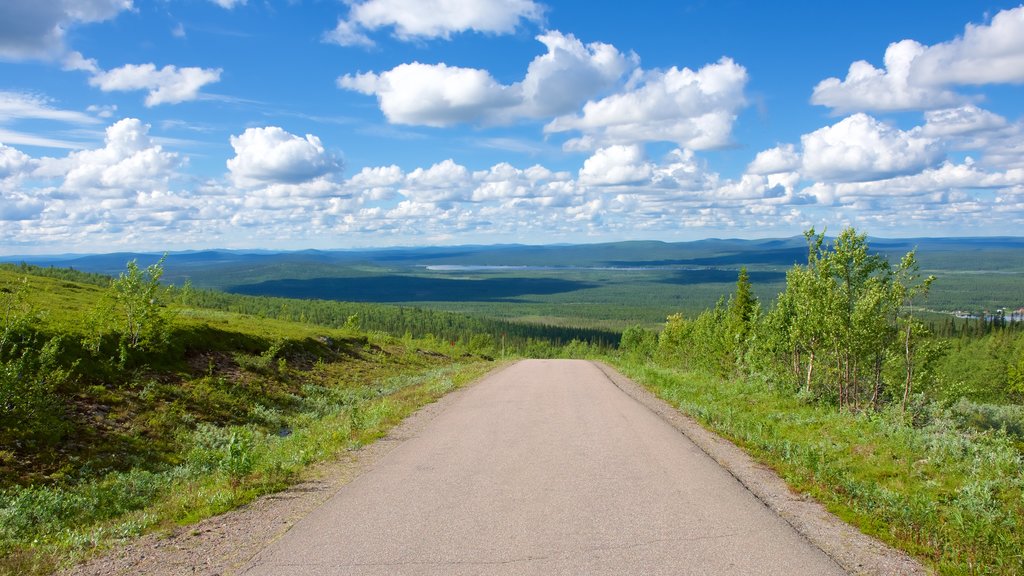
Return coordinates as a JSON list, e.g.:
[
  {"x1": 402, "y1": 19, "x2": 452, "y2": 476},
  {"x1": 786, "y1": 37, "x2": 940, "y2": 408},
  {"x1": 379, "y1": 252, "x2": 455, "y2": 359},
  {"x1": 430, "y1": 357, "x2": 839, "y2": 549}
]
[{"x1": 1, "y1": 0, "x2": 1023, "y2": 254}]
